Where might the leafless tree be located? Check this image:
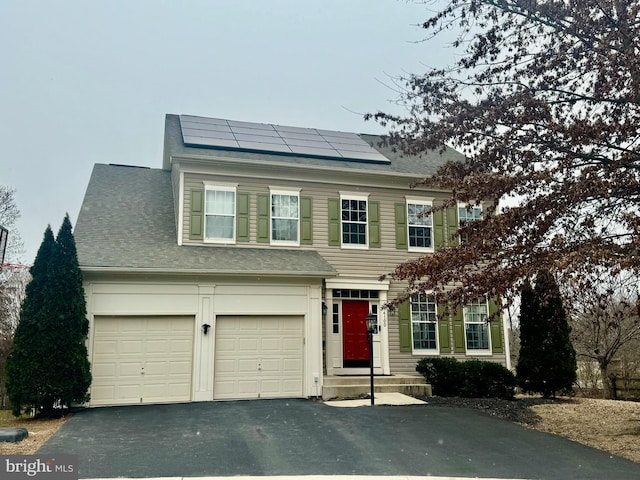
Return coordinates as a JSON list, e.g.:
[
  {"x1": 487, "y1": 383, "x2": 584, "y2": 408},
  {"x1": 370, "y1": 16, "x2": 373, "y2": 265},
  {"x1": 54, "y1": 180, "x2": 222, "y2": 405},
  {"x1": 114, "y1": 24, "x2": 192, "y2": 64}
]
[
  {"x1": 562, "y1": 270, "x2": 640, "y2": 399},
  {"x1": 368, "y1": 1, "x2": 640, "y2": 310},
  {"x1": 0, "y1": 267, "x2": 29, "y2": 407},
  {"x1": 0, "y1": 185, "x2": 24, "y2": 264}
]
